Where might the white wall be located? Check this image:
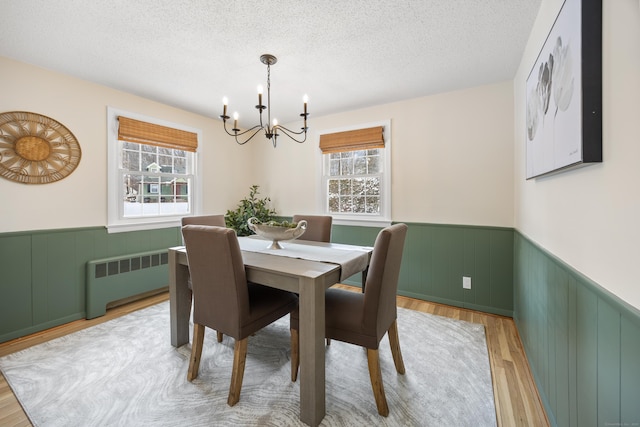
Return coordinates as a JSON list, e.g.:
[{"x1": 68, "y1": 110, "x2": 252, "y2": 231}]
[
  {"x1": 0, "y1": 56, "x2": 253, "y2": 233},
  {"x1": 514, "y1": 0, "x2": 640, "y2": 309},
  {"x1": 0, "y1": 57, "x2": 514, "y2": 234},
  {"x1": 253, "y1": 81, "x2": 515, "y2": 228}
]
